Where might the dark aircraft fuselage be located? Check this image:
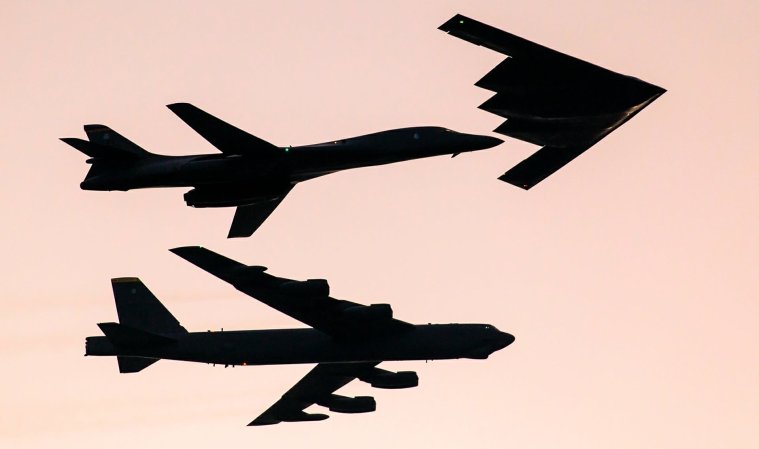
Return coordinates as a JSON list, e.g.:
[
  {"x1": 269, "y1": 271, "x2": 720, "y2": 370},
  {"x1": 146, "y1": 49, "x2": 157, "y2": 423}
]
[
  {"x1": 80, "y1": 127, "x2": 503, "y2": 203},
  {"x1": 86, "y1": 323, "x2": 514, "y2": 366}
]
